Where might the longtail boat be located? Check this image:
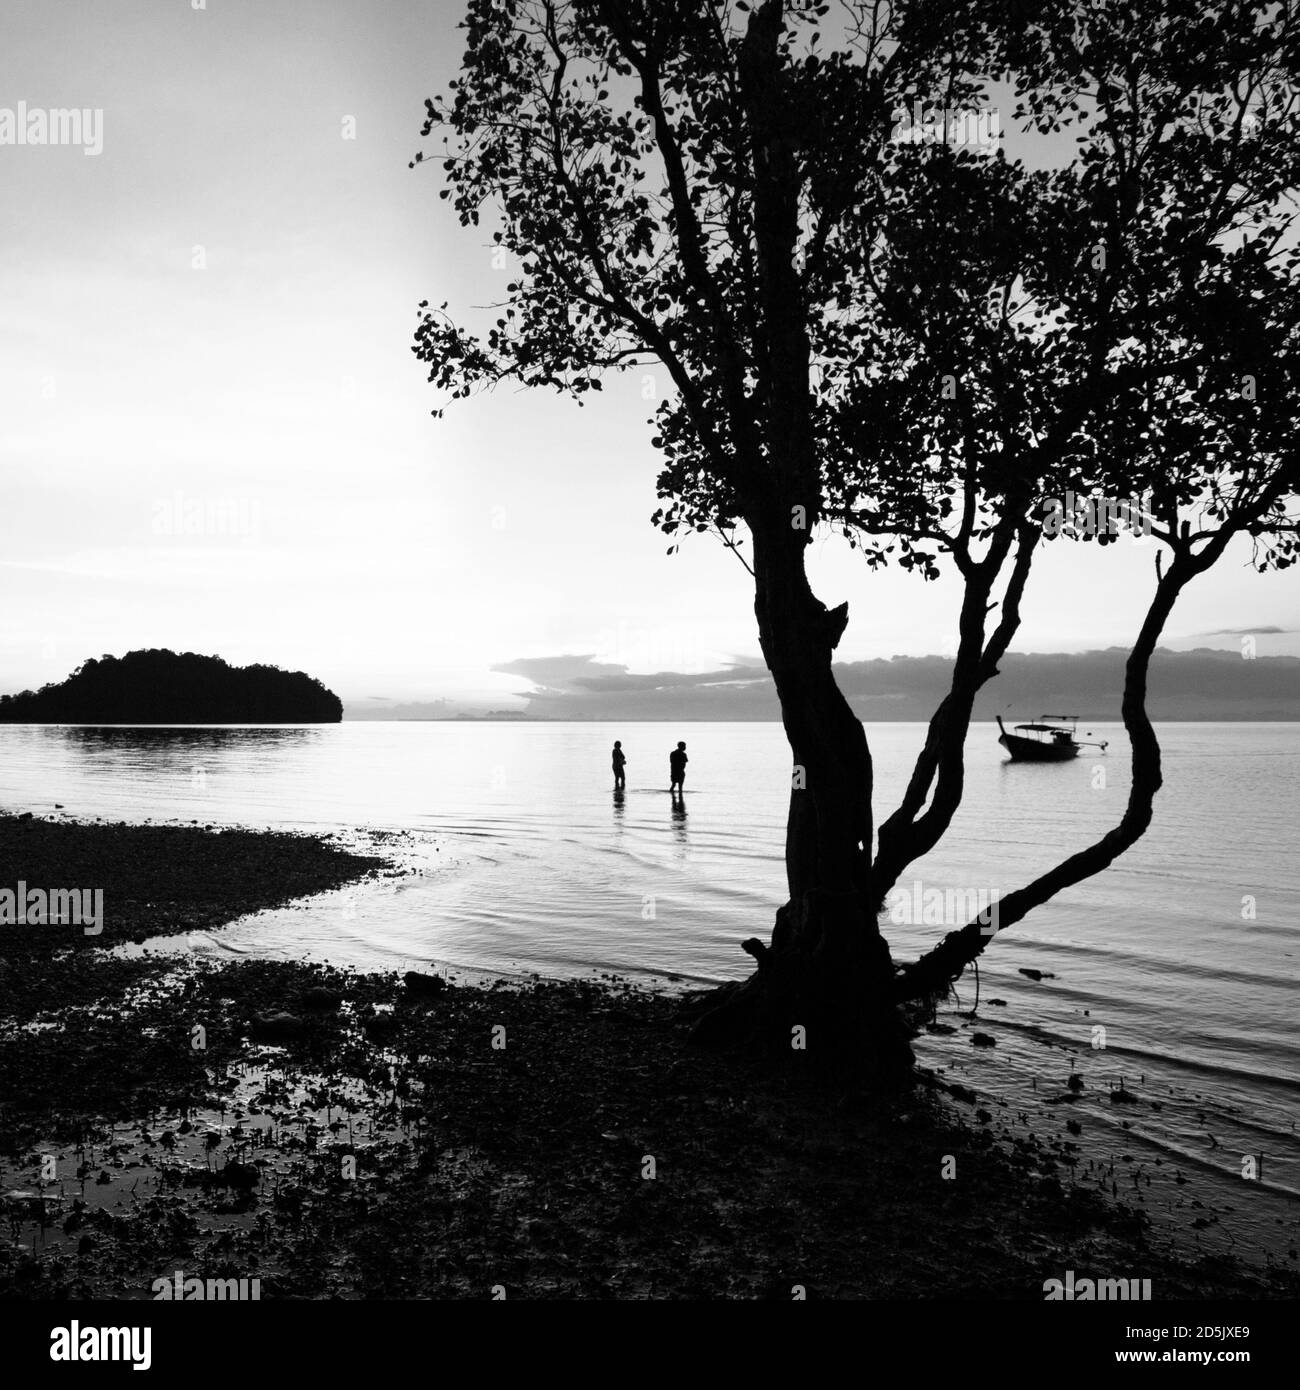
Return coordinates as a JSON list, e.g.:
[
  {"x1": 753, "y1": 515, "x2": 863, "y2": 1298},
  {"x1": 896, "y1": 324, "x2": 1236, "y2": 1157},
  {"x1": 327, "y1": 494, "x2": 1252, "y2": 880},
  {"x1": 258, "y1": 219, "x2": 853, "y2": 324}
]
[{"x1": 996, "y1": 714, "x2": 1109, "y2": 762}]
